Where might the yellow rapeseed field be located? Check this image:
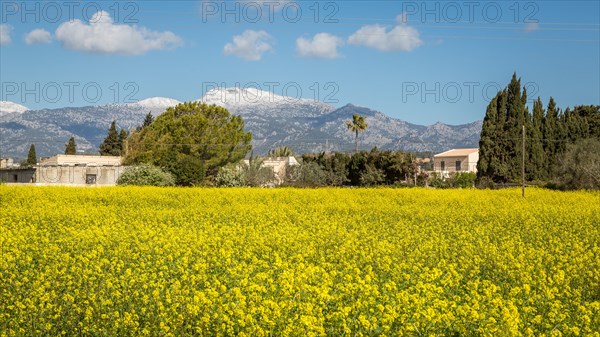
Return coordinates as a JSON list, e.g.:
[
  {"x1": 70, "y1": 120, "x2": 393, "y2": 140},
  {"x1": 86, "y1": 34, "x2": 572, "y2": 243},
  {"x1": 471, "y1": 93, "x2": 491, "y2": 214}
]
[{"x1": 1, "y1": 187, "x2": 599, "y2": 336}]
